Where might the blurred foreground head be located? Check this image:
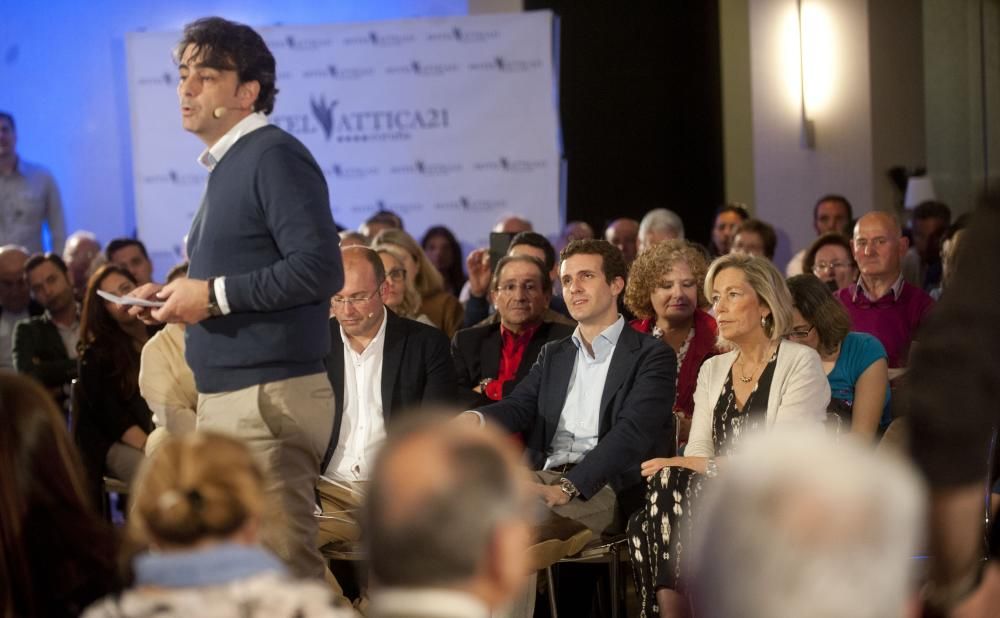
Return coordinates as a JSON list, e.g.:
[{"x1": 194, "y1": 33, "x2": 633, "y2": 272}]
[
  {"x1": 688, "y1": 430, "x2": 925, "y2": 618},
  {"x1": 365, "y1": 413, "x2": 532, "y2": 611}
]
